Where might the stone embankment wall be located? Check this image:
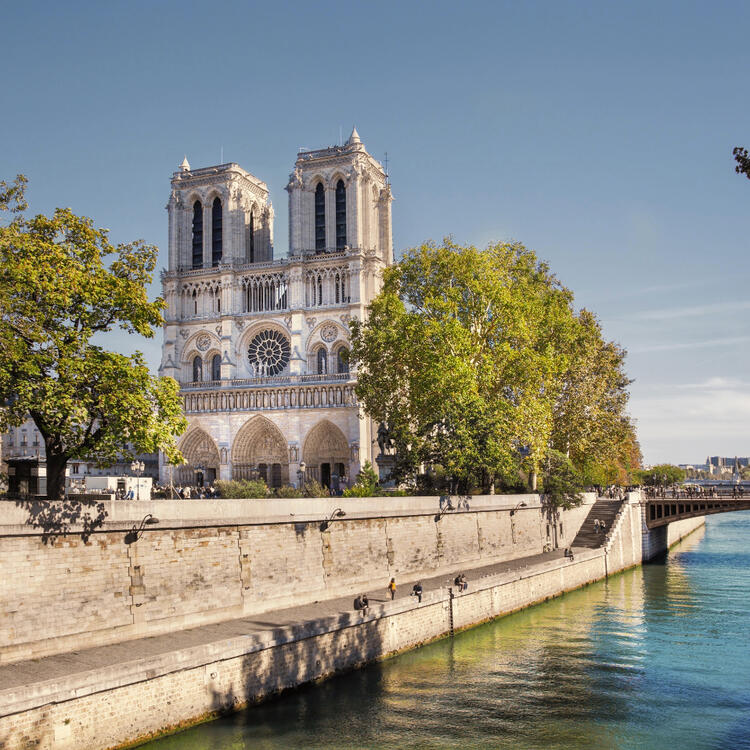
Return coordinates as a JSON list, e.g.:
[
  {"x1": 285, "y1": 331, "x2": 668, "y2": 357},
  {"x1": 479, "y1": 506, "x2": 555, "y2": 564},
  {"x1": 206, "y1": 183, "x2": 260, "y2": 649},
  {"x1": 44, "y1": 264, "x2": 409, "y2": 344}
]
[
  {"x1": 0, "y1": 549, "x2": 610, "y2": 750},
  {"x1": 0, "y1": 495, "x2": 593, "y2": 665},
  {"x1": 0, "y1": 493, "x2": 706, "y2": 750}
]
